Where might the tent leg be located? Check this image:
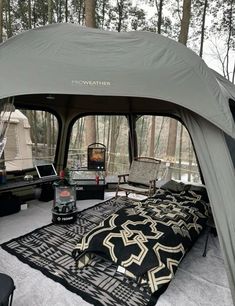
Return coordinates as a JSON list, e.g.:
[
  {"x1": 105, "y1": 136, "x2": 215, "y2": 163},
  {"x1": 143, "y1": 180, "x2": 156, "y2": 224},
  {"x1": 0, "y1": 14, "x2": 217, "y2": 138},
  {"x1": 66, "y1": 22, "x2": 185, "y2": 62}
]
[{"x1": 203, "y1": 227, "x2": 210, "y2": 257}]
